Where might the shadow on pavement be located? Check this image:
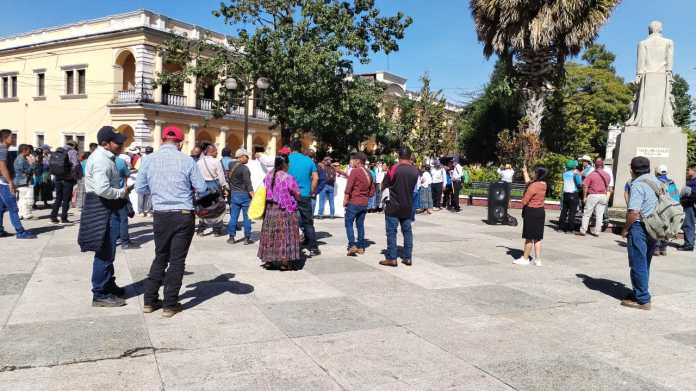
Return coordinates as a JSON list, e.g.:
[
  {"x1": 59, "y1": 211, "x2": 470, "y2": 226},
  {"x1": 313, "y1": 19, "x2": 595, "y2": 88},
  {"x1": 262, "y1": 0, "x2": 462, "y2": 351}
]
[
  {"x1": 576, "y1": 273, "x2": 632, "y2": 300},
  {"x1": 179, "y1": 273, "x2": 254, "y2": 310},
  {"x1": 499, "y1": 246, "x2": 523, "y2": 259}
]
